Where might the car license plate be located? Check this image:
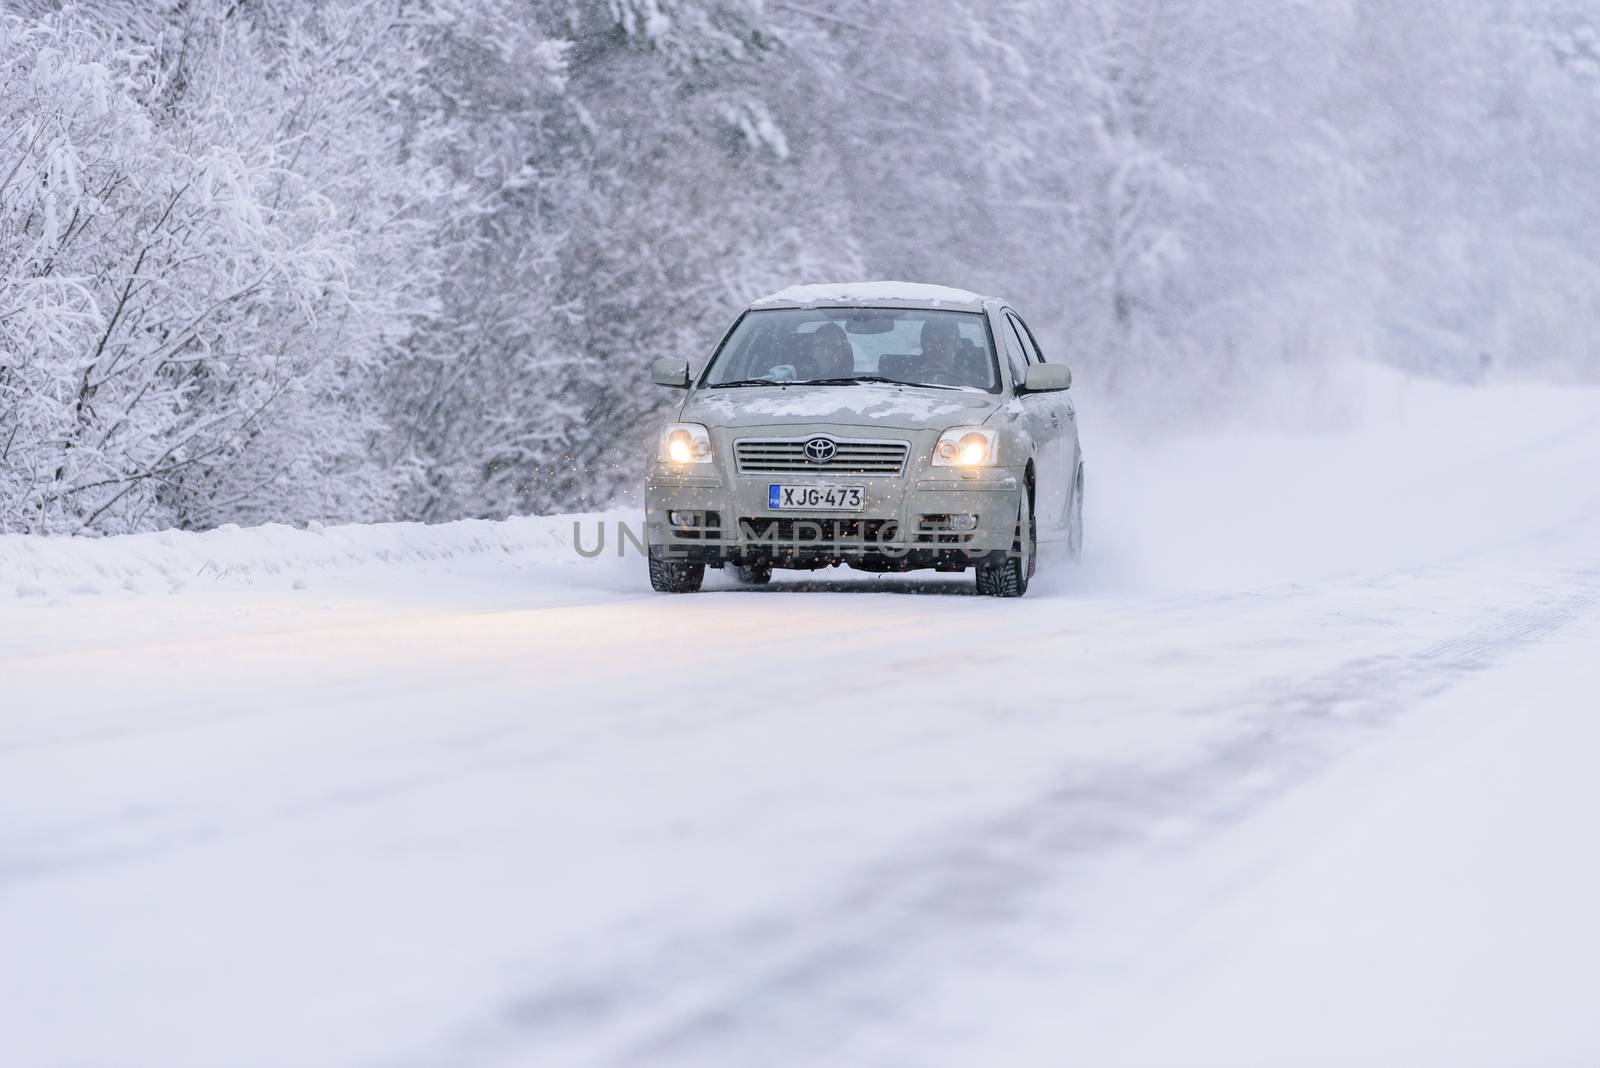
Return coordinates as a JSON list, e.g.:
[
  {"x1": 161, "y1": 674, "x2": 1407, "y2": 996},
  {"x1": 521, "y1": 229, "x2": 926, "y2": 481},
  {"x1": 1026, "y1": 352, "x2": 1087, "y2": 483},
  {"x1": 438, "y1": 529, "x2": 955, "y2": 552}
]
[{"x1": 768, "y1": 483, "x2": 865, "y2": 511}]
